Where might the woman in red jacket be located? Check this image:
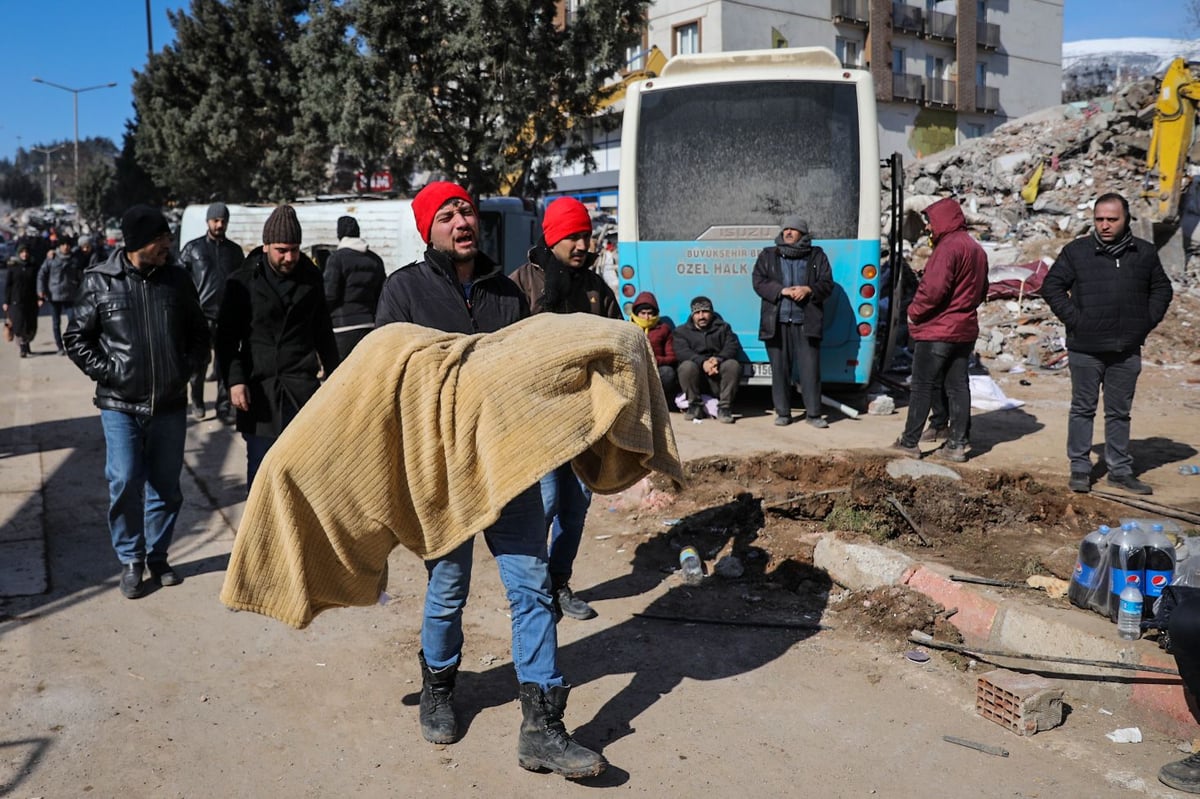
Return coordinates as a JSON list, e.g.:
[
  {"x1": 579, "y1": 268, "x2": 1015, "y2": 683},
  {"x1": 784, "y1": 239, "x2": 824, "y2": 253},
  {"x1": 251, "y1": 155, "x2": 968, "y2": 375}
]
[{"x1": 630, "y1": 291, "x2": 679, "y2": 409}]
